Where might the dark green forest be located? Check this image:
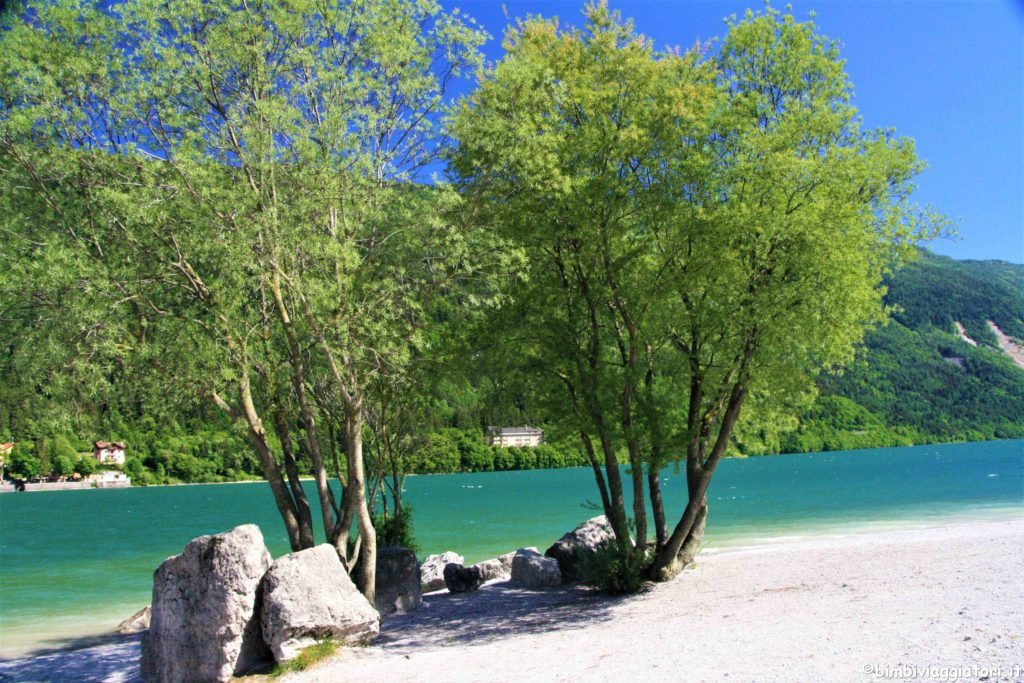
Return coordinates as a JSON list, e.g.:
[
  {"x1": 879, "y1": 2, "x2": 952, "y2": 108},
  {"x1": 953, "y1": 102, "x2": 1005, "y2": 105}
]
[{"x1": 2, "y1": 249, "x2": 1020, "y2": 485}]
